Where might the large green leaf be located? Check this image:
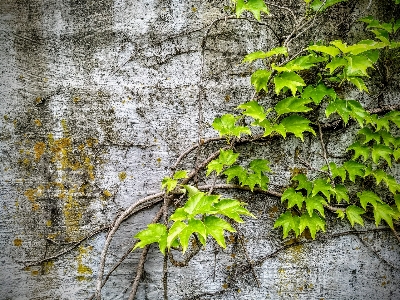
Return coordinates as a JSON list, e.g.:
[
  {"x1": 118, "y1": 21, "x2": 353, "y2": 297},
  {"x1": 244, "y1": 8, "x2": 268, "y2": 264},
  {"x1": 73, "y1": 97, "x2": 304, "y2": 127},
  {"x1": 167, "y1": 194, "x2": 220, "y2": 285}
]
[
  {"x1": 281, "y1": 187, "x2": 305, "y2": 210},
  {"x1": 272, "y1": 55, "x2": 327, "y2": 72},
  {"x1": 312, "y1": 178, "x2": 334, "y2": 200},
  {"x1": 373, "y1": 202, "x2": 396, "y2": 228},
  {"x1": 357, "y1": 190, "x2": 383, "y2": 210},
  {"x1": 293, "y1": 174, "x2": 313, "y2": 196},
  {"x1": 183, "y1": 192, "x2": 219, "y2": 217},
  {"x1": 275, "y1": 97, "x2": 313, "y2": 115},
  {"x1": 308, "y1": 45, "x2": 341, "y2": 57},
  {"x1": 326, "y1": 57, "x2": 347, "y2": 74},
  {"x1": 299, "y1": 212, "x2": 326, "y2": 239},
  {"x1": 305, "y1": 195, "x2": 326, "y2": 217},
  {"x1": 281, "y1": 115, "x2": 316, "y2": 141},
  {"x1": 325, "y1": 99, "x2": 352, "y2": 124},
  {"x1": 243, "y1": 47, "x2": 287, "y2": 63},
  {"x1": 237, "y1": 101, "x2": 267, "y2": 121},
  {"x1": 235, "y1": 0, "x2": 270, "y2": 20},
  {"x1": 250, "y1": 70, "x2": 272, "y2": 92},
  {"x1": 274, "y1": 72, "x2": 306, "y2": 96},
  {"x1": 358, "y1": 127, "x2": 381, "y2": 144},
  {"x1": 347, "y1": 141, "x2": 370, "y2": 161},
  {"x1": 204, "y1": 216, "x2": 236, "y2": 248},
  {"x1": 346, "y1": 205, "x2": 365, "y2": 227},
  {"x1": 223, "y1": 165, "x2": 247, "y2": 183},
  {"x1": 347, "y1": 100, "x2": 371, "y2": 126},
  {"x1": 133, "y1": 224, "x2": 168, "y2": 255},
  {"x1": 213, "y1": 199, "x2": 255, "y2": 223},
  {"x1": 371, "y1": 144, "x2": 393, "y2": 166},
  {"x1": 249, "y1": 159, "x2": 271, "y2": 175},
  {"x1": 302, "y1": 83, "x2": 337, "y2": 104},
  {"x1": 334, "y1": 184, "x2": 349, "y2": 203},
  {"x1": 212, "y1": 114, "x2": 251, "y2": 137},
  {"x1": 345, "y1": 54, "x2": 374, "y2": 77},
  {"x1": 274, "y1": 211, "x2": 300, "y2": 238},
  {"x1": 178, "y1": 219, "x2": 207, "y2": 253},
  {"x1": 343, "y1": 160, "x2": 365, "y2": 182}
]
